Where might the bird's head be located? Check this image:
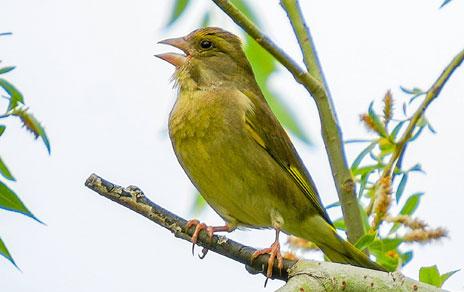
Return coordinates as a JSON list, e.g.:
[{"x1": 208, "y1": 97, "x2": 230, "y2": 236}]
[{"x1": 156, "y1": 27, "x2": 254, "y2": 89}]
